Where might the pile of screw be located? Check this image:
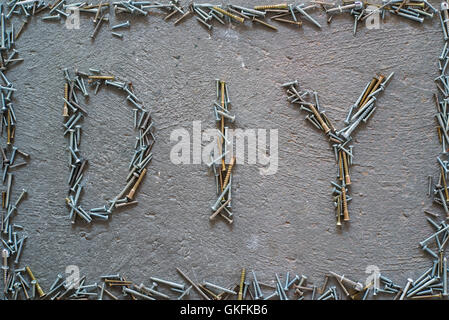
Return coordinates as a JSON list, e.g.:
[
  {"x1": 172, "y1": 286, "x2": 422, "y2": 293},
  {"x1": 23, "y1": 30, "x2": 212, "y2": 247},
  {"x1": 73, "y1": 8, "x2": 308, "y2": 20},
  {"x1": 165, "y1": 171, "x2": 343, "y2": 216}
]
[
  {"x1": 282, "y1": 73, "x2": 393, "y2": 226},
  {"x1": 8, "y1": 0, "x2": 435, "y2": 38},
  {"x1": 208, "y1": 79, "x2": 235, "y2": 224},
  {"x1": 63, "y1": 68, "x2": 154, "y2": 224},
  {"x1": 3, "y1": 266, "x2": 46, "y2": 299},
  {"x1": 0, "y1": 2, "x2": 34, "y2": 299}
]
